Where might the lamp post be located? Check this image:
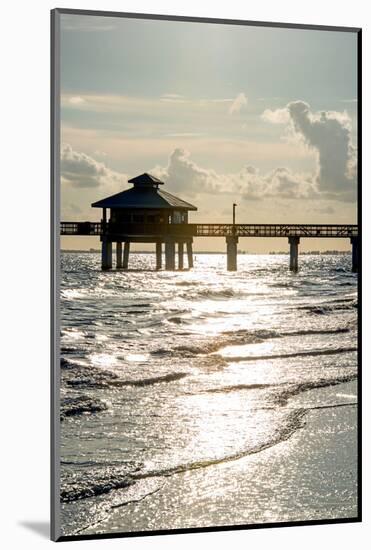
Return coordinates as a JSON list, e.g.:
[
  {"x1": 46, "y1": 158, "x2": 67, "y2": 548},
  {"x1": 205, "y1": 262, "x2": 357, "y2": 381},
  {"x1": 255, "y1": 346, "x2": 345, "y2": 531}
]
[{"x1": 233, "y1": 203, "x2": 237, "y2": 225}]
